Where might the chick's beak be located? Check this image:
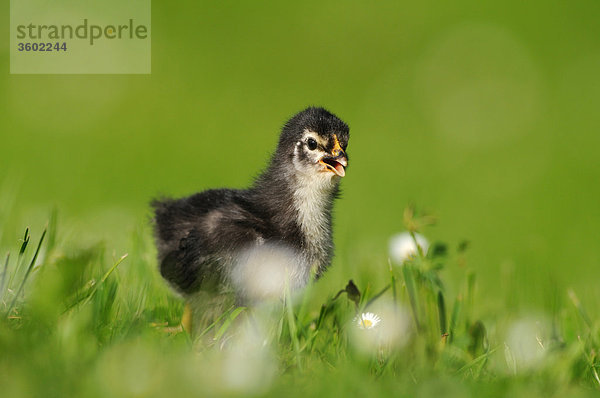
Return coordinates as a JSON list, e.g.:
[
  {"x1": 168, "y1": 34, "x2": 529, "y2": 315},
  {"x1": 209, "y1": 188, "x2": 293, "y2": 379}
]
[{"x1": 319, "y1": 136, "x2": 347, "y2": 177}]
